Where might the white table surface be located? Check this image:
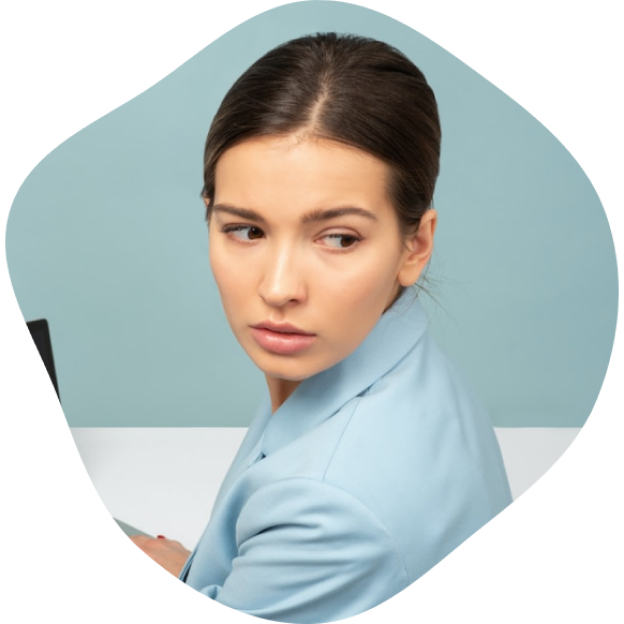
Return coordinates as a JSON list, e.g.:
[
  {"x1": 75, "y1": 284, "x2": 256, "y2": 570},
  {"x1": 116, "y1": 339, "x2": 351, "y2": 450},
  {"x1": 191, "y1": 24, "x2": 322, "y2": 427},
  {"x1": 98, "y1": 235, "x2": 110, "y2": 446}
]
[{"x1": 70, "y1": 427, "x2": 581, "y2": 549}]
